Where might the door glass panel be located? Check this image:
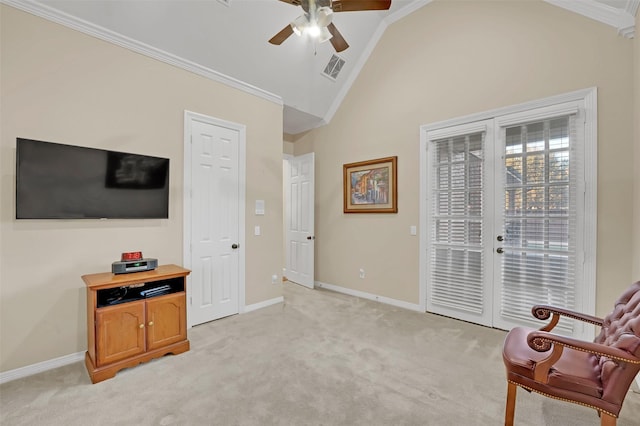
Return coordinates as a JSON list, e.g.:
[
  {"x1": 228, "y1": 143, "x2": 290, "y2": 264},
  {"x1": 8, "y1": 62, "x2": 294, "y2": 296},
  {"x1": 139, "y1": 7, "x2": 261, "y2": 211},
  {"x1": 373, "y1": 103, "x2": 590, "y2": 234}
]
[
  {"x1": 429, "y1": 132, "x2": 486, "y2": 316},
  {"x1": 500, "y1": 117, "x2": 575, "y2": 332},
  {"x1": 526, "y1": 154, "x2": 545, "y2": 183},
  {"x1": 526, "y1": 122, "x2": 545, "y2": 152}
]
